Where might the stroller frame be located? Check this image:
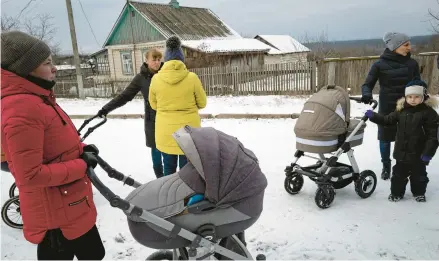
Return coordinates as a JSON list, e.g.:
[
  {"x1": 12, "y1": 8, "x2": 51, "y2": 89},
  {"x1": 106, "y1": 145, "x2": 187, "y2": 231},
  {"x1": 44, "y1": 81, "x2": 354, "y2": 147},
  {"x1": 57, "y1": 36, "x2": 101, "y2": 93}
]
[
  {"x1": 87, "y1": 155, "x2": 262, "y2": 260},
  {"x1": 284, "y1": 97, "x2": 379, "y2": 209}
]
